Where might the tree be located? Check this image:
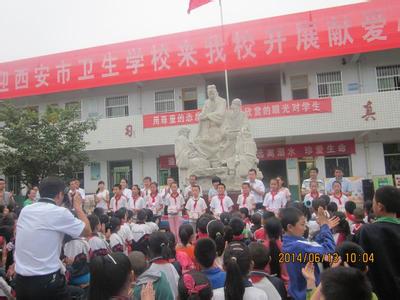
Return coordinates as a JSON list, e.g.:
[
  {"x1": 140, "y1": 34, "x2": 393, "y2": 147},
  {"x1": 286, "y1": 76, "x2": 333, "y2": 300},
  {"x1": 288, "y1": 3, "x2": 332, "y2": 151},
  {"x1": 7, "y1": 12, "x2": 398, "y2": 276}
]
[{"x1": 0, "y1": 103, "x2": 97, "y2": 187}]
